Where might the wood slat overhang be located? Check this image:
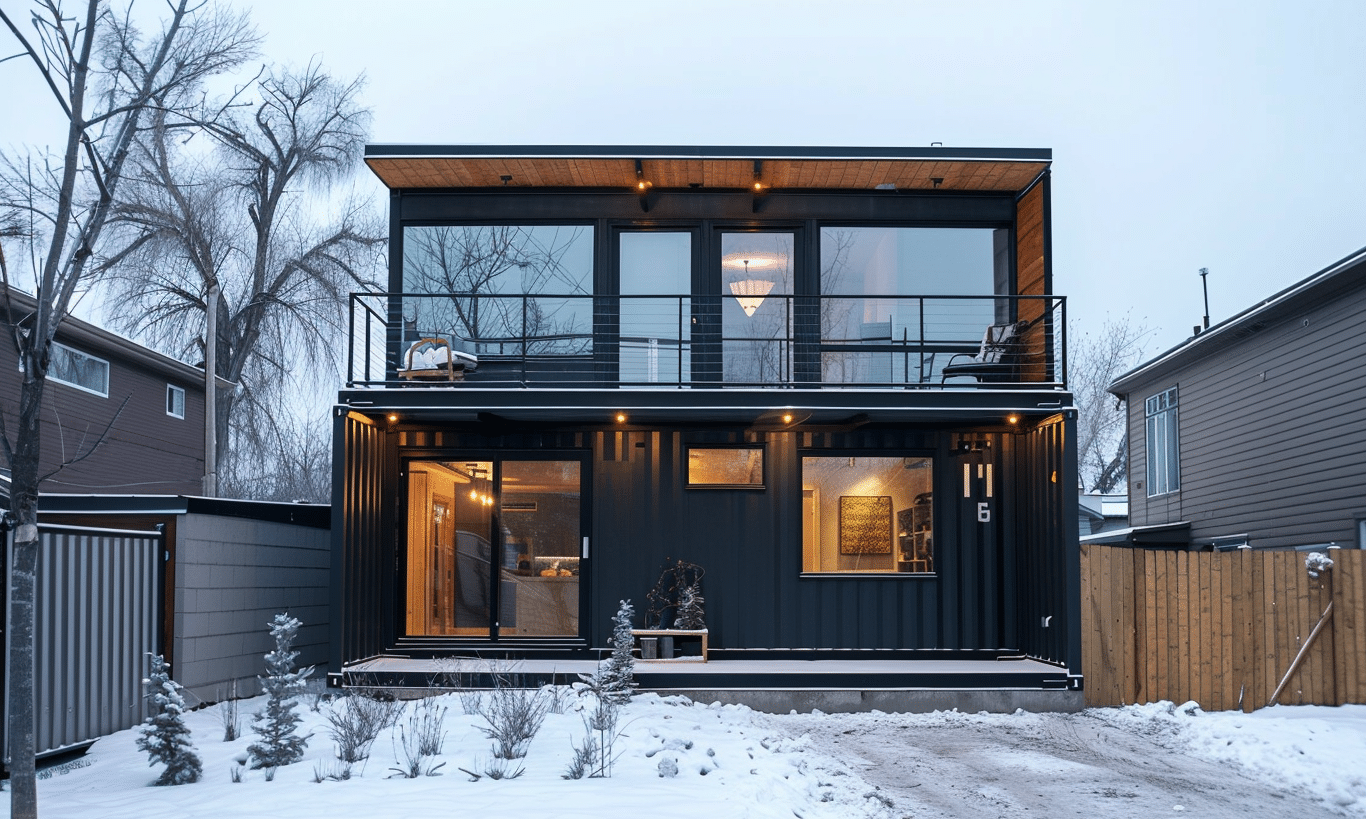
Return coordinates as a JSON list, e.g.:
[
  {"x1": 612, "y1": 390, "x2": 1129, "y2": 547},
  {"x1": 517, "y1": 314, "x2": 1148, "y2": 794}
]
[{"x1": 364, "y1": 146, "x2": 1050, "y2": 194}]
